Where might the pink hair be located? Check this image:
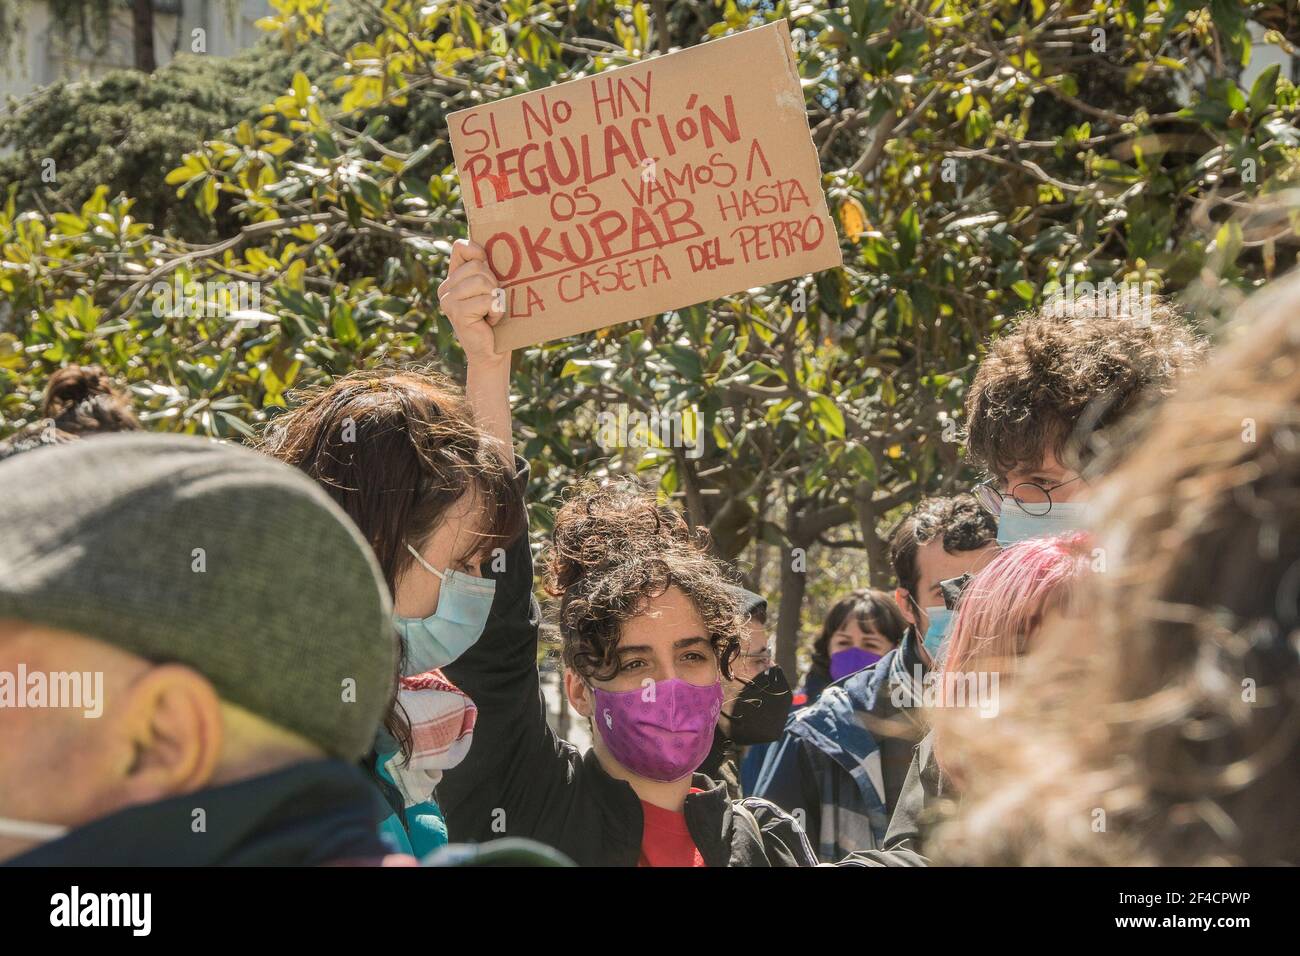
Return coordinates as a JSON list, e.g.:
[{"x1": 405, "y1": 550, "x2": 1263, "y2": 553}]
[{"x1": 940, "y1": 531, "x2": 1092, "y2": 681}]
